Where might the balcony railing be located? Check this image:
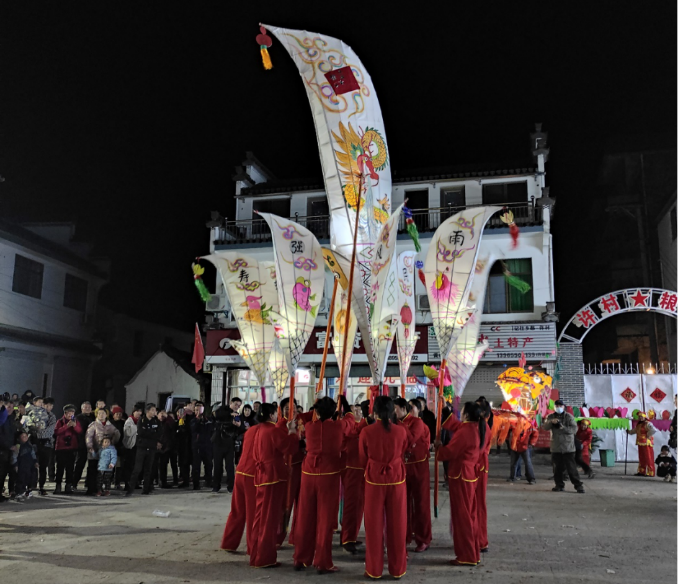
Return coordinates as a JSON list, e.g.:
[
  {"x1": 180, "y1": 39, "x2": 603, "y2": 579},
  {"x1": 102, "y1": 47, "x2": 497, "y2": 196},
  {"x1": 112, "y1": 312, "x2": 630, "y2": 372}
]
[{"x1": 213, "y1": 201, "x2": 542, "y2": 246}]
